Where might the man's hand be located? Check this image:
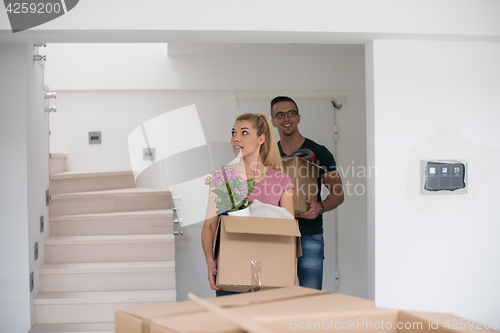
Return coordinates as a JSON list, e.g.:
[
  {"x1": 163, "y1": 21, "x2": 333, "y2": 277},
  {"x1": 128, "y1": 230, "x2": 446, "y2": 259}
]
[
  {"x1": 296, "y1": 200, "x2": 322, "y2": 220},
  {"x1": 207, "y1": 259, "x2": 223, "y2": 290}
]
